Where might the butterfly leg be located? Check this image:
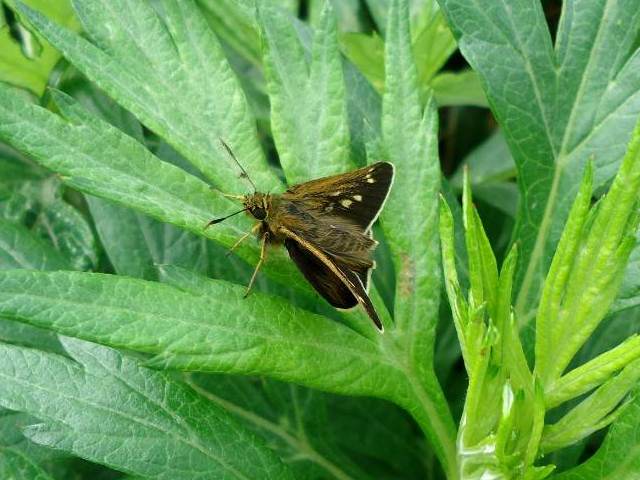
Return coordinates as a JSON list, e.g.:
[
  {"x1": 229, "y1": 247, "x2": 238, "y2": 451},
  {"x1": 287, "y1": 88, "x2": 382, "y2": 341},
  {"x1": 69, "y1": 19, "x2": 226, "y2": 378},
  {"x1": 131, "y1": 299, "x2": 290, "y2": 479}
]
[
  {"x1": 244, "y1": 232, "x2": 269, "y2": 298},
  {"x1": 226, "y1": 223, "x2": 260, "y2": 257}
]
